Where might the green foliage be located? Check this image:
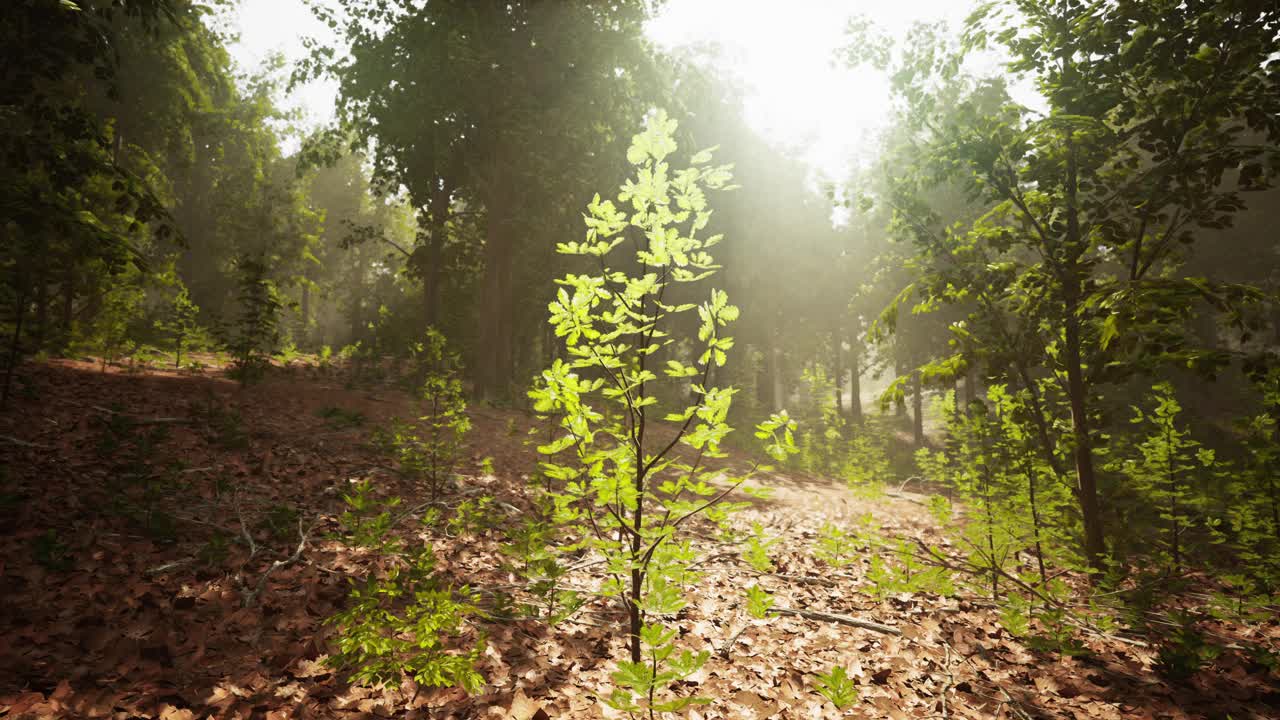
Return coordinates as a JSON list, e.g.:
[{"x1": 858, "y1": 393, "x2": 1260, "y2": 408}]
[
  {"x1": 258, "y1": 504, "x2": 300, "y2": 542},
  {"x1": 605, "y1": 624, "x2": 712, "y2": 717},
  {"x1": 813, "y1": 522, "x2": 859, "y2": 568},
  {"x1": 866, "y1": 540, "x2": 955, "y2": 600},
  {"x1": 317, "y1": 406, "x2": 365, "y2": 429},
  {"x1": 1108, "y1": 383, "x2": 1219, "y2": 575},
  {"x1": 447, "y1": 497, "x2": 497, "y2": 536},
  {"x1": 840, "y1": 425, "x2": 893, "y2": 491},
  {"x1": 1153, "y1": 612, "x2": 1221, "y2": 683},
  {"x1": 224, "y1": 256, "x2": 282, "y2": 385},
  {"x1": 742, "y1": 521, "x2": 780, "y2": 573},
  {"x1": 391, "y1": 329, "x2": 470, "y2": 500},
  {"x1": 154, "y1": 286, "x2": 203, "y2": 368},
  {"x1": 745, "y1": 584, "x2": 774, "y2": 619},
  {"x1": 326, "y1": 542, "x2": 484, "y2": 693},
  {"x1": 338, "y1": 478, "x2": 402, "y2": 552},
  {"x1": 812, "y1": 665, "x2": 859, "y2": 709},
  {"x1": 529, "y1": 111, "x2": 796, "y2": 711}
]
